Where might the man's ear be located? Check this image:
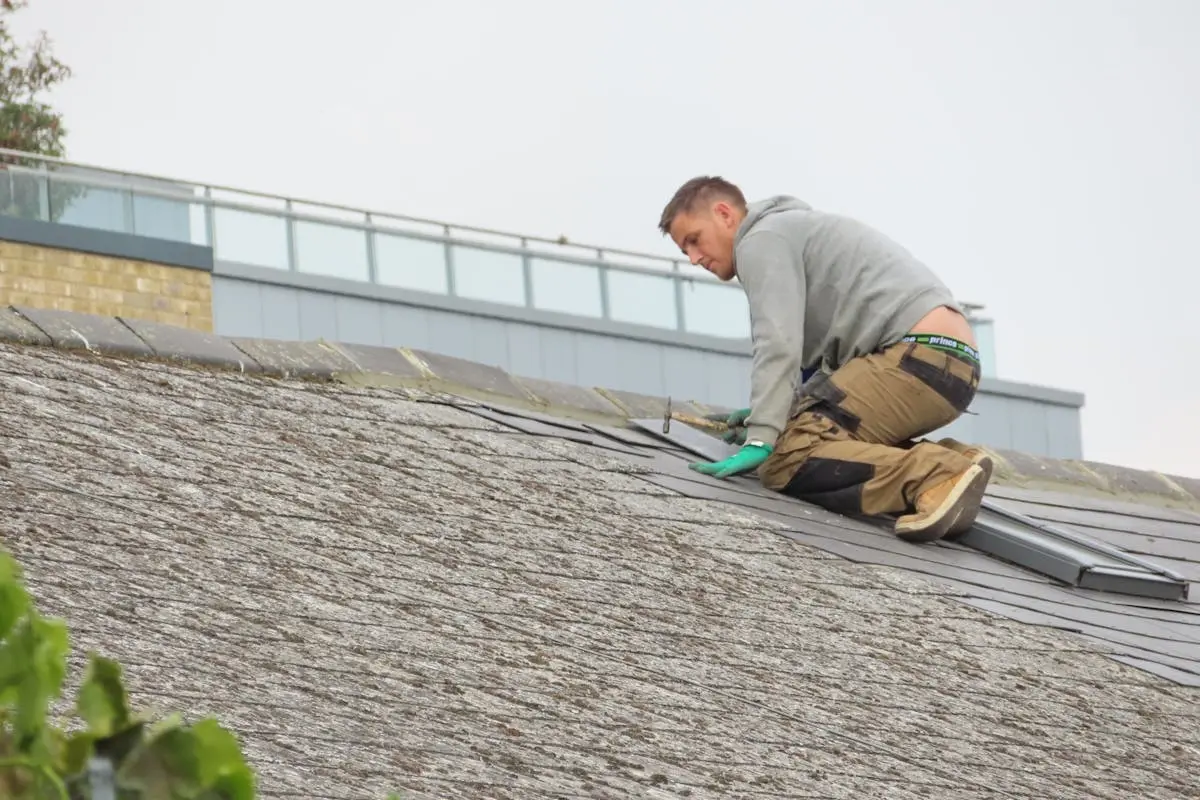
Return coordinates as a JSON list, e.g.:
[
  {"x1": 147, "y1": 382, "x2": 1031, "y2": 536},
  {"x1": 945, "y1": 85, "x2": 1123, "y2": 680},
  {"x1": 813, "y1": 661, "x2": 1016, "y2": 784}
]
[{"x1": 712, "y1": 201, "x2": 736, "y2": 227}]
